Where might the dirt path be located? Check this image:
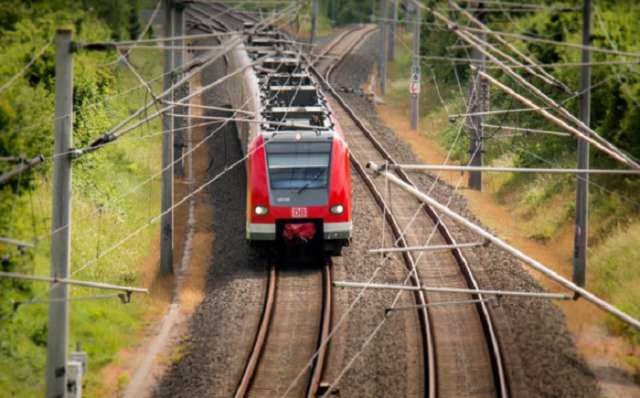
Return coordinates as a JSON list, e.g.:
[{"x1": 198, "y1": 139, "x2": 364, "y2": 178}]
[{"x1": 376, "y1": 96, "x2": 640, "y2": 398}]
